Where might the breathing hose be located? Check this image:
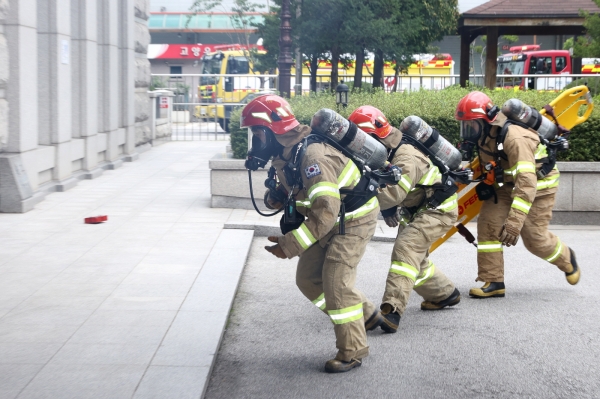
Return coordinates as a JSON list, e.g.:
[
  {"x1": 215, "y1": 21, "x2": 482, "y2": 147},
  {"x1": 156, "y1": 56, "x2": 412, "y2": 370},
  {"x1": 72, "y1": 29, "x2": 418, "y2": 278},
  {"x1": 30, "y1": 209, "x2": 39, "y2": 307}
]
[{"x1": 247, "y1": 169, "x2": 283, "y2": 217}]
